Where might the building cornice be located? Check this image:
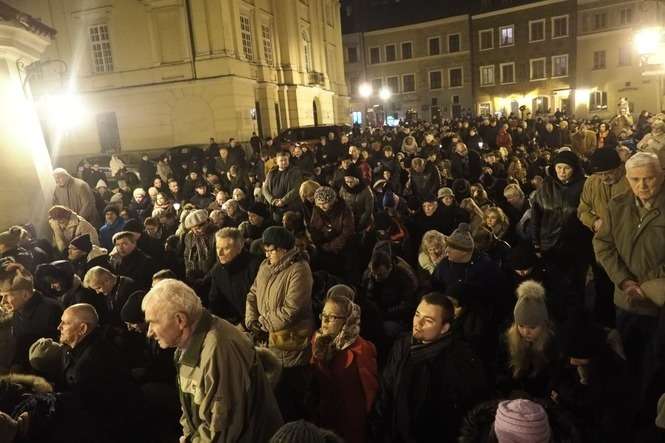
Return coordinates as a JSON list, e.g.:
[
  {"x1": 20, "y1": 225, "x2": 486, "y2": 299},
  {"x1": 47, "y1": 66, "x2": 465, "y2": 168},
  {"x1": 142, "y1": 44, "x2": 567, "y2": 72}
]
[
  {"x1": 472, "y1": 0, "x2": 568, "y2": 20},
  {"x1": 363, "y1": 14, "x2": 469, "y2": 37},
  {"x1": 0, "y1": 1, "x2": 56, "y2": 39}
]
